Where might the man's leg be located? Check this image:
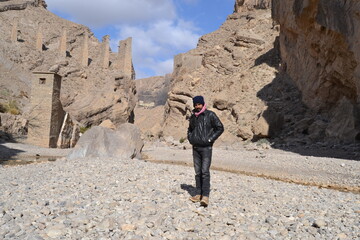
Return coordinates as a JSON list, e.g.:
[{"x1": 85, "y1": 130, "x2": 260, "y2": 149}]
[
  {"x1": 192, "y1": 147, "x2": 203, "y2": 196},
  {"x1": 200, "y1": 147, "x2": 212, "y2": 201}
]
